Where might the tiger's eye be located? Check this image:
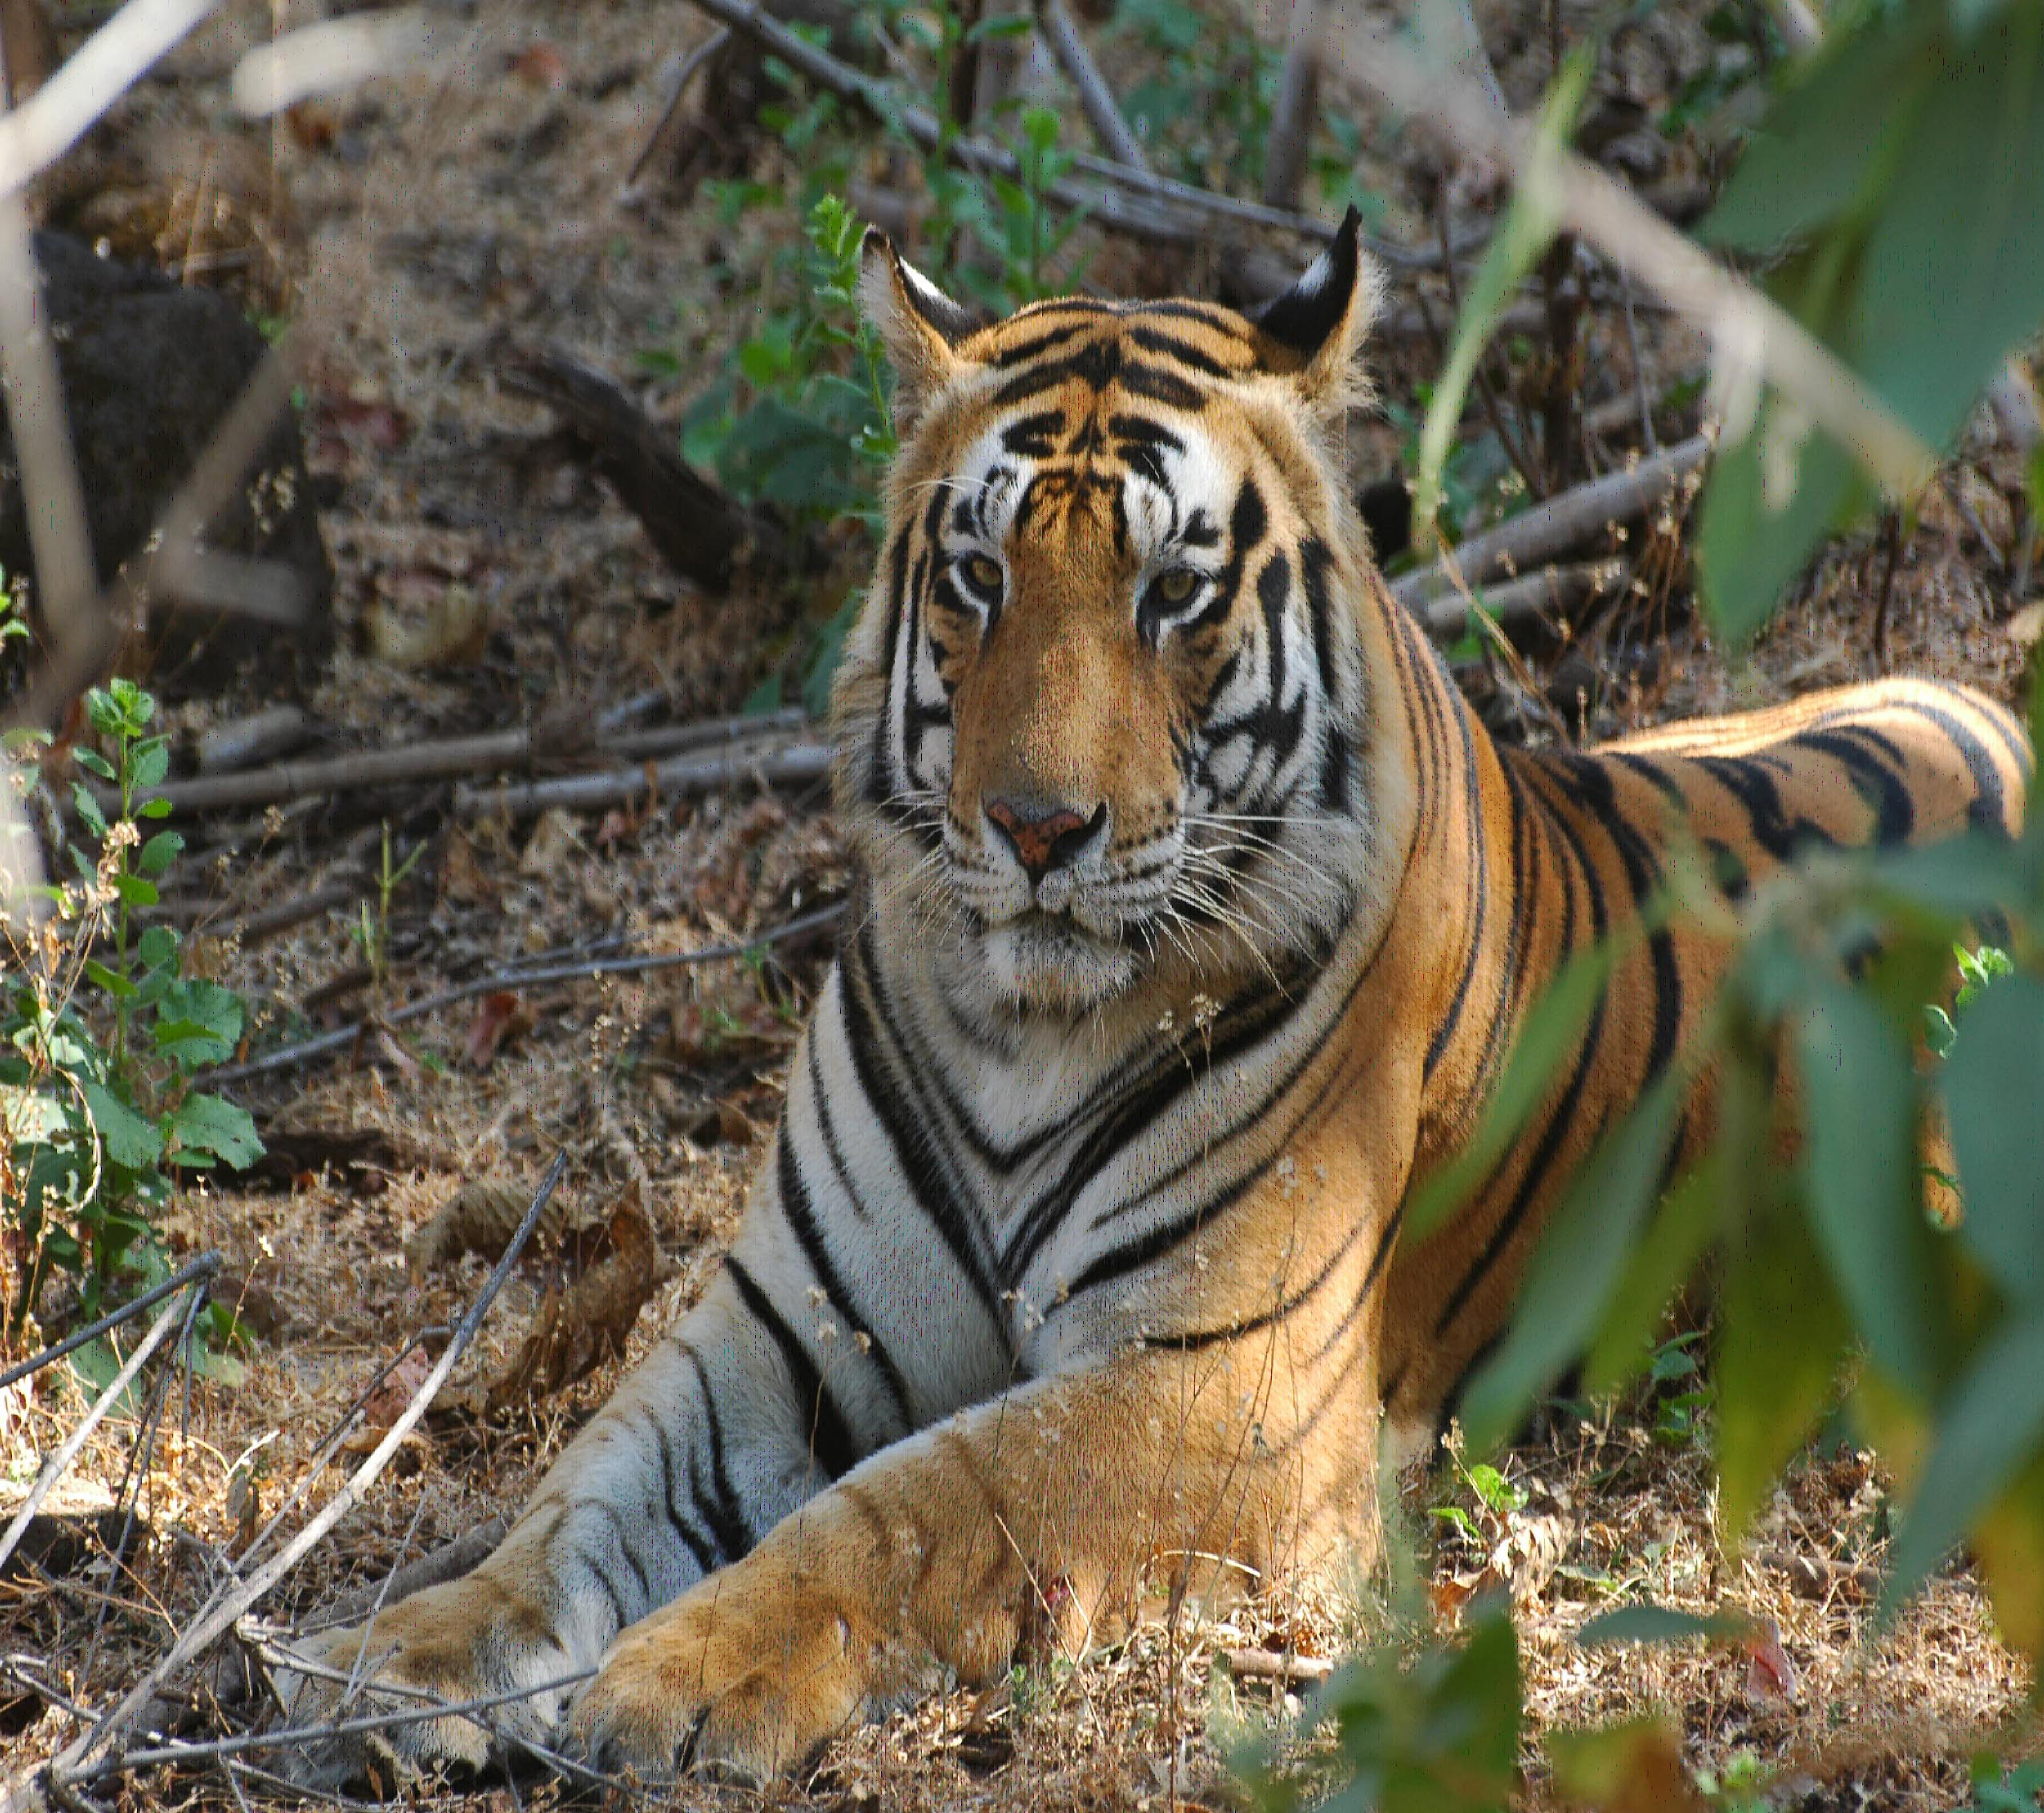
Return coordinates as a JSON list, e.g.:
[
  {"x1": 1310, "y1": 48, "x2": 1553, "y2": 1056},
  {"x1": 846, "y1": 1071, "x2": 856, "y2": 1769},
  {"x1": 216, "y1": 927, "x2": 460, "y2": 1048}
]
[
  {"x1": 964, "y1": 556, "x2": 1003, "y2": 593},
  {"x1": 1156, "y1": 568, "x2": 1201, "y2": 605}
]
